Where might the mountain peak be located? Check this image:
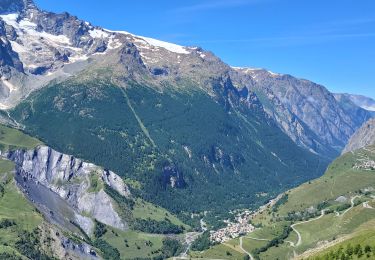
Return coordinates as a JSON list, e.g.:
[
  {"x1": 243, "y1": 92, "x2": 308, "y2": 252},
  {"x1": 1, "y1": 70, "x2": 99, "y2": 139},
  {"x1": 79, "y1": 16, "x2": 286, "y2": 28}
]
[{"x1": 0, "y1": 0, "x2": 36, "y2": 14}]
